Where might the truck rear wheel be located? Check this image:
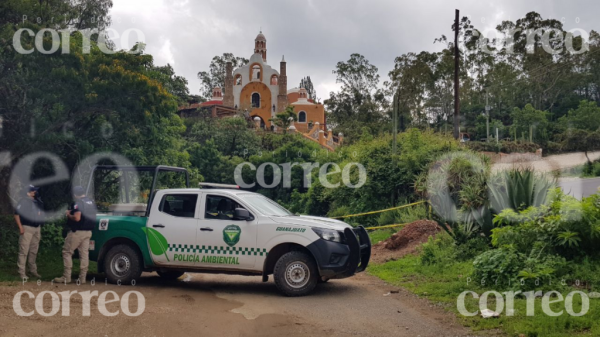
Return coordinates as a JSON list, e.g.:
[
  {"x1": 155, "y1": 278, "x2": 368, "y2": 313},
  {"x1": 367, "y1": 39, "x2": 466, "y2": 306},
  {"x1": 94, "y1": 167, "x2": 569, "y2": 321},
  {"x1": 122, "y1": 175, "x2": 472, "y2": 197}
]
[
  {"x1": 273, "y1": 251, "x2": 318, "y2": 297},
  {"x1": 103, "y1": 244, "x2": 143, "y2": 284},
  {"x1": 157, "y1": 271, "x2": 185, "y2": 280}
]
